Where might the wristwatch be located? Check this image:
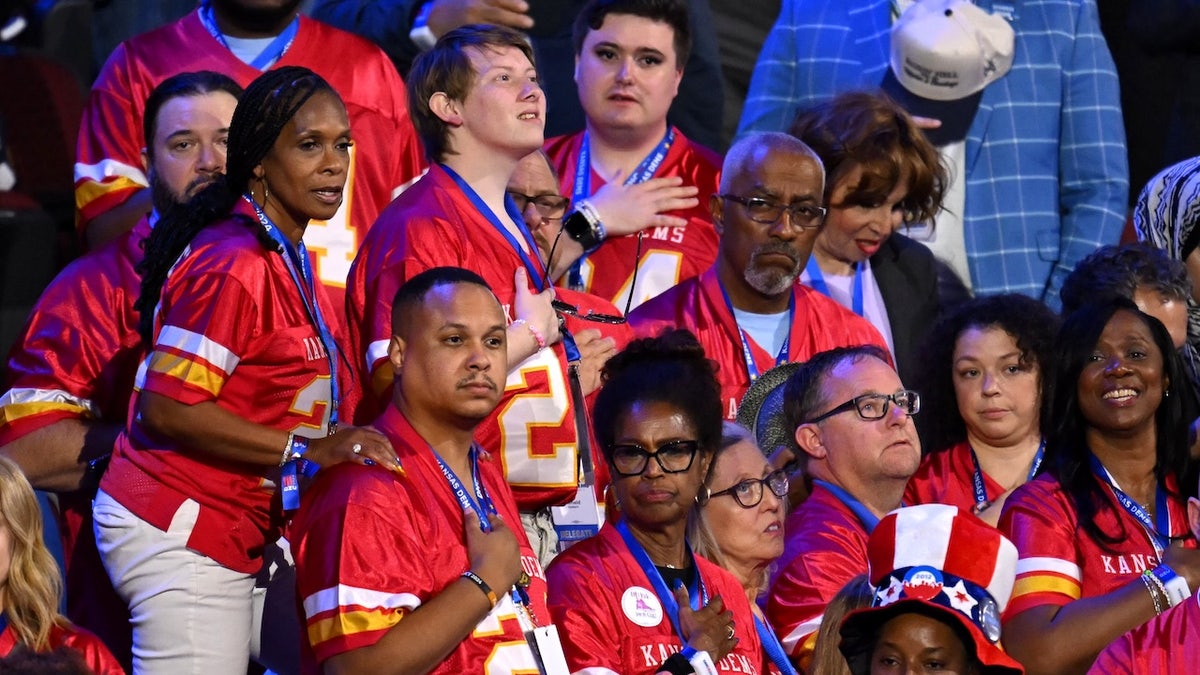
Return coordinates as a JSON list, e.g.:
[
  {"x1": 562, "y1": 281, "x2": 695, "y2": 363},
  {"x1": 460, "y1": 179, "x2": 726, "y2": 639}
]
[{"x1": 409, "y1": 1, "x2": 437, "y2": 50}]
